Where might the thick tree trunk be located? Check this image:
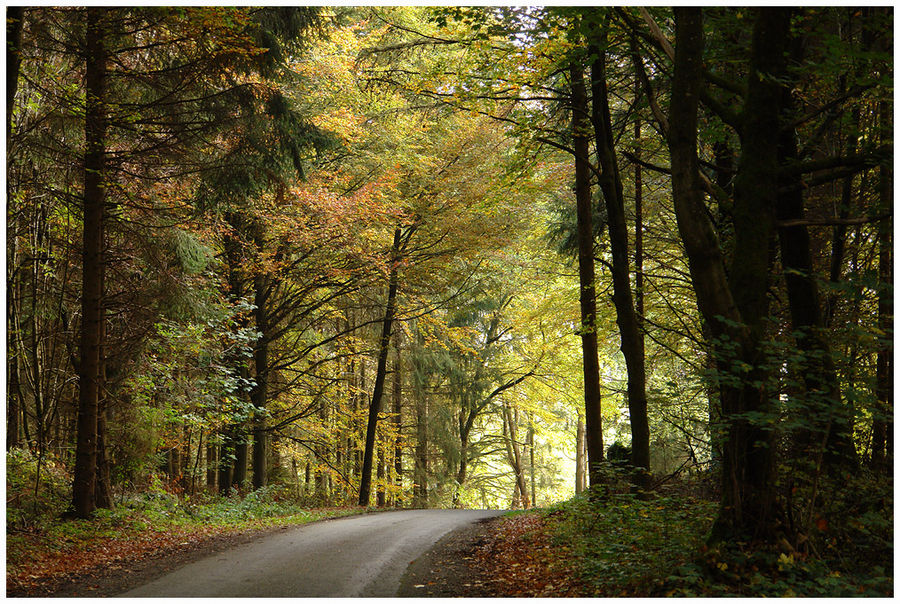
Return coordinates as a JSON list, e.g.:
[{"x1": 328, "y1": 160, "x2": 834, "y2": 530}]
[
  {"x1": 71, "y1": 7, "x2": 107, "y2": 518},
  {"x1": 232, "y1": 439, "x2": 248, "y2": 489},
  {"x1": 358, "y1": 228, "x2": 402, "y2": 506},
  {"x1": 588, "y1": 34, "x2": 650, "y2": 488},
  {"x1": 668, "y1": 8, "x2": 786, "y2": 541},
  {"x1": 218, "y1": 438, "x2": 233, "y2": 495},
  {"x1": 570, "y1": 61, "x2": 604, "y2": 485}
]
